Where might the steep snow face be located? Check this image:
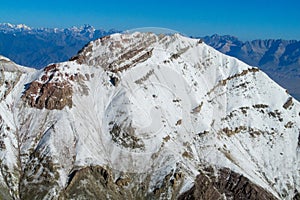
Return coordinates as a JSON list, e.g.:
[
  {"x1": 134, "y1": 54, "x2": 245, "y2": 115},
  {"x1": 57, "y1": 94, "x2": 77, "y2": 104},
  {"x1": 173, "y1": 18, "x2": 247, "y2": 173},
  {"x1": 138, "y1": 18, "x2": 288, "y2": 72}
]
[
  {"x1": 0, "y1": 58, "x2": 37, "y2": 197},
  {"x1": 0, "y1": 33, "x2": 299, "y2": 199}
]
